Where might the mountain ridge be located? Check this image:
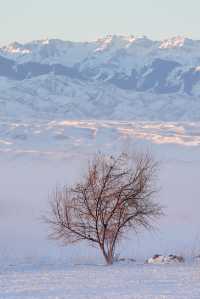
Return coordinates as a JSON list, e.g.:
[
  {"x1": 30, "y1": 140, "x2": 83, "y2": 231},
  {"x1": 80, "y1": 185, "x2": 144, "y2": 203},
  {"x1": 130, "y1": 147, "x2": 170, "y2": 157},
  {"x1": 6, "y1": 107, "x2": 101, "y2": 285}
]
[{"x1": 1, "y1": 35, "x2": 200, "y2": 121}]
